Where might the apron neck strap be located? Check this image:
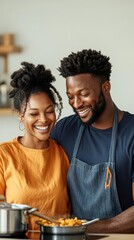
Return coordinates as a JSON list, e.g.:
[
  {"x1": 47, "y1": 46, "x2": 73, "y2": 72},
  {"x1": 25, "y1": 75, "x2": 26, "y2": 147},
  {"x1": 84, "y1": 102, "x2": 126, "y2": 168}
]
[
  {"x1": 72, "y1": 124, "x2": 85, "y2": 159},
  {"x1": 108, "y1": 105, "x2": 119, "y2": 162}
]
